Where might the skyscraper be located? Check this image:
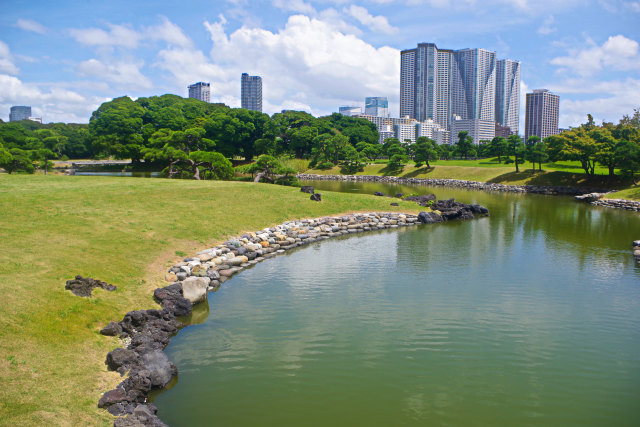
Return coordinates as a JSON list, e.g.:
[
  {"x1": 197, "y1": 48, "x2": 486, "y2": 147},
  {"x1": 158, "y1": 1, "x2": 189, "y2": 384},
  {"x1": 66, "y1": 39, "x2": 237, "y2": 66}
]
[
  {"x1": 188, "y1": 82, "x2": 211, "y2": 103},
  {"x1": 339, "y1": 106, "x2": 362, "y2": 116},
  {"x1": 9, "y1": 106, "x2": 31, "y2": 122},
  {"x1": 241, "y1": 73, "x2": 262, "y2": 112},
  {"x1": 400, "y1": 43, "x2": 520, "y2": 136},
  {"x1": 365, "y1": 97, "x2": 389, "y2": 117},
  {"x1": 525, "y1": 89, "x2": 560, "y2": 141},
  {"x1": 496, "y1": 59, "x2": 521, "y2": 134}
]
